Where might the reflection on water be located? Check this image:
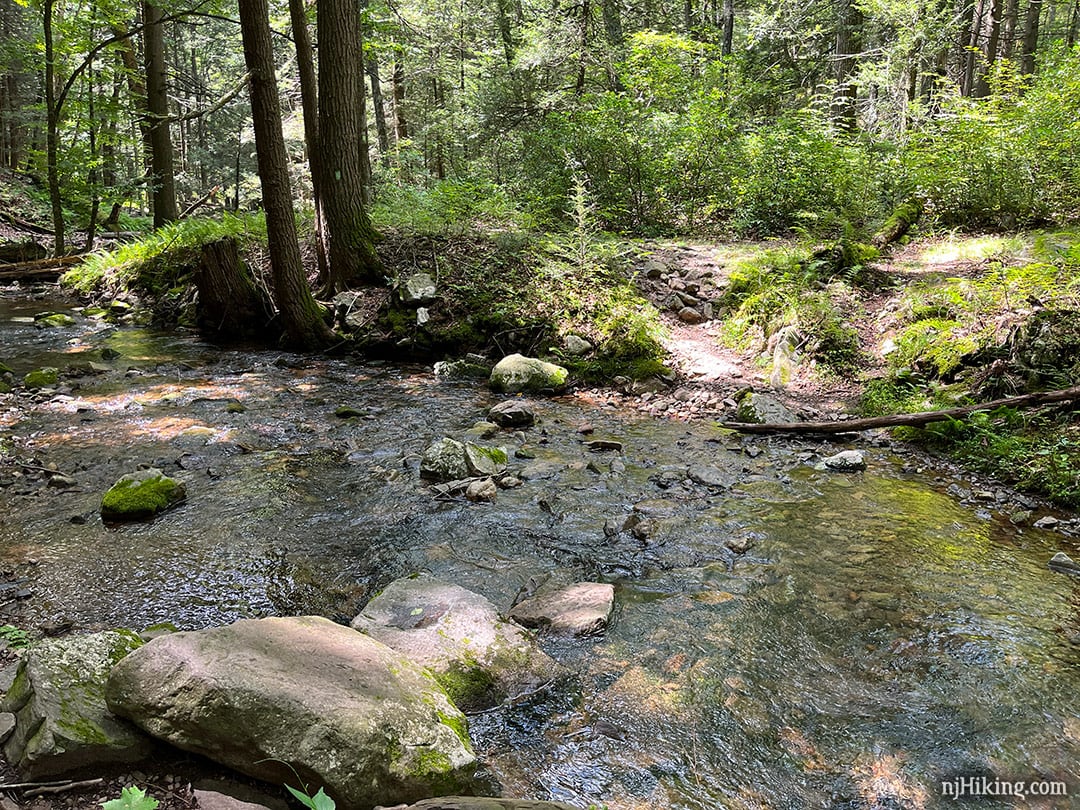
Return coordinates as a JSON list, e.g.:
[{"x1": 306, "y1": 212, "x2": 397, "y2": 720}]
[{"x1": 1, "y1": 293, "x2": 1078, "y2": 808}]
